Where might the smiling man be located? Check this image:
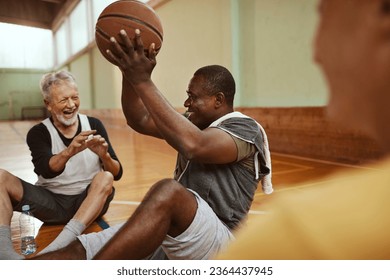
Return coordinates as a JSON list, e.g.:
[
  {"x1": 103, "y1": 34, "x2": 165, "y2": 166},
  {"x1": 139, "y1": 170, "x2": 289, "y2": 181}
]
[
  {"x1": 0, "y1": 70, "x2": 122, "y2": 259},
  {"x1": 85, "y1": 61, "x2": 272, "y2": 260},
  {"x1": 32, "y1": 49, "x2": 272, "y2": 258}
]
